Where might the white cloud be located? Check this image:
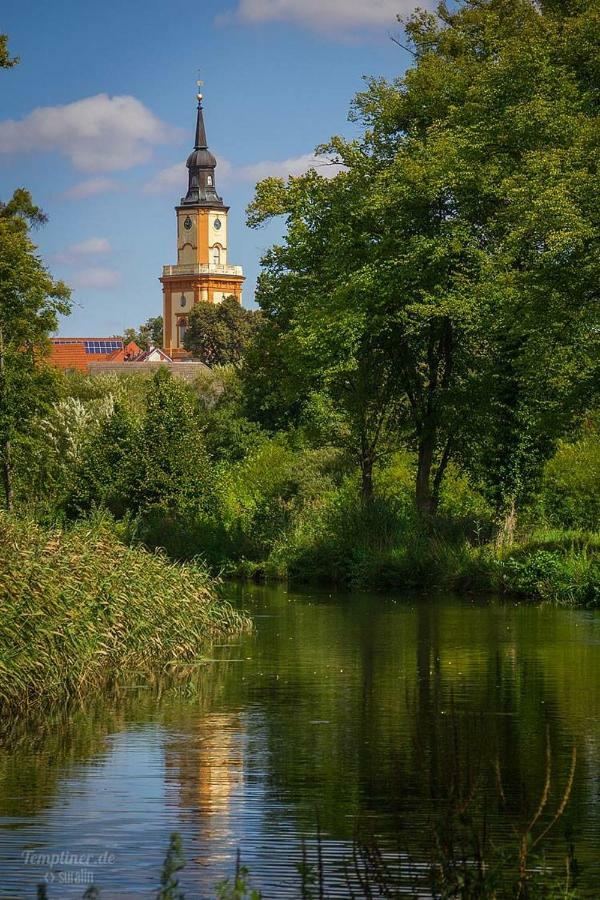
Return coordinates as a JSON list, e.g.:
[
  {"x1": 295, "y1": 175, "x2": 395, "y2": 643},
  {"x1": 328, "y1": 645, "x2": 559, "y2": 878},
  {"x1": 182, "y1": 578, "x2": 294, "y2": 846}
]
[
  {"x1": 68, "y1": 237, "x2": 111, "y2": 256},
  {"x1": 236, "y1": 153, "x2": 344, "y2": 181},
  {"x1": 142, "y1": 162, "x2": 186, "y2": 195},
  {"x1": 53, "y1": 237, "x2": 111, "y2": 265},
  {"x1": 62, "y1": 177, "x2": 121, "y2": 200},
  {"x1": 144, "y1": 152, "x2": 341, "y2": 194},
  {"x1": 220, "y1": 0, "x2": 414, "y2": 32},
  {"x1": 0, "y1": 94, "x2": 170, "y2": 172},
  {"x1": 70, "y1": 267, "x2": 121, "y2": 290}
]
